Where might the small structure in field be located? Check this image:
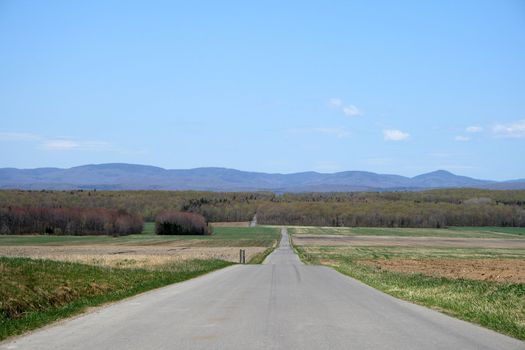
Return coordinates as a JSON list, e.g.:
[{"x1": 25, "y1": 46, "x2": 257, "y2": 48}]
[{"x1": 155, "y1": 211, "x2": 211, "y2": 235}]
